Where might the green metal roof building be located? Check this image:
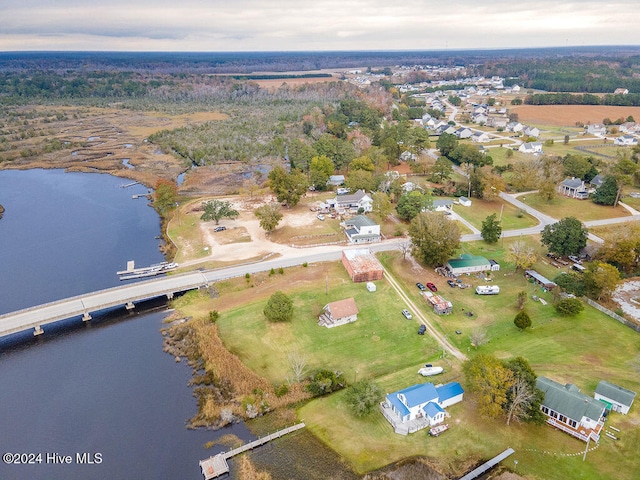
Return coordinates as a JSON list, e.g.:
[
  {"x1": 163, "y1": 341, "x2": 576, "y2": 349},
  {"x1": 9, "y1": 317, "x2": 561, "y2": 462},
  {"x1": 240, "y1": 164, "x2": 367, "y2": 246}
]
[
  {"x1": 536, "y1": 376, "x2": 606, "y2": 442},
  {"x1": 446, "y1": 254, "x2": 500, "y2": 275},
  {"x1": 594, "y1": 380, "x2": 636, "y2": 414}
]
